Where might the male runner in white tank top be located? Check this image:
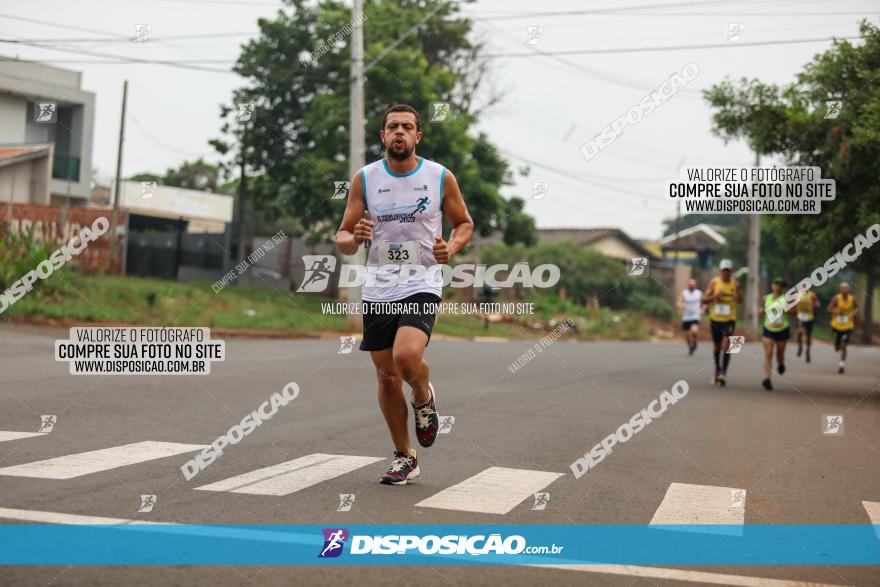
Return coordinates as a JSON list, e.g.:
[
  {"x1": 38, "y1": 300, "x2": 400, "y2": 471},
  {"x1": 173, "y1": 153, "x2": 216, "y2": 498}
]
[
  {"x1": 336, "y1": 104, "x2": 474, "y2": 485},
  {"x1": 677, "y1": 278, "x2": 703, "y2": 356}
]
